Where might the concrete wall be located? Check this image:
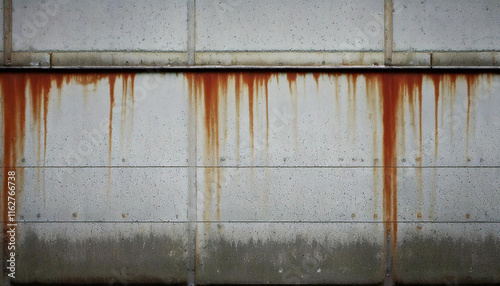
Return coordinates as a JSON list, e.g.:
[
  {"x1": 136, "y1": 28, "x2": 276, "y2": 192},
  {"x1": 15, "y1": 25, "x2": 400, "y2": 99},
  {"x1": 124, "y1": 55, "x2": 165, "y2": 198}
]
[
  {"x1": 1, "y1": 71, "x2": 500, "y2": 284},
  {"x1": 1, "y1": 0, "x2": 500, "y2": 285},
  {"x1": 0, "y1": 0, "x2": 498, "y2": 67}
]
